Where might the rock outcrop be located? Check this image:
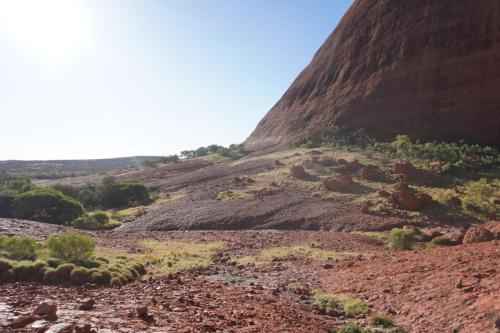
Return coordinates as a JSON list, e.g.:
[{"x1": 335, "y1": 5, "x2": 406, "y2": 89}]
[{"x1": 245, "y1": 0, "x2": 500, "y2": 150}]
